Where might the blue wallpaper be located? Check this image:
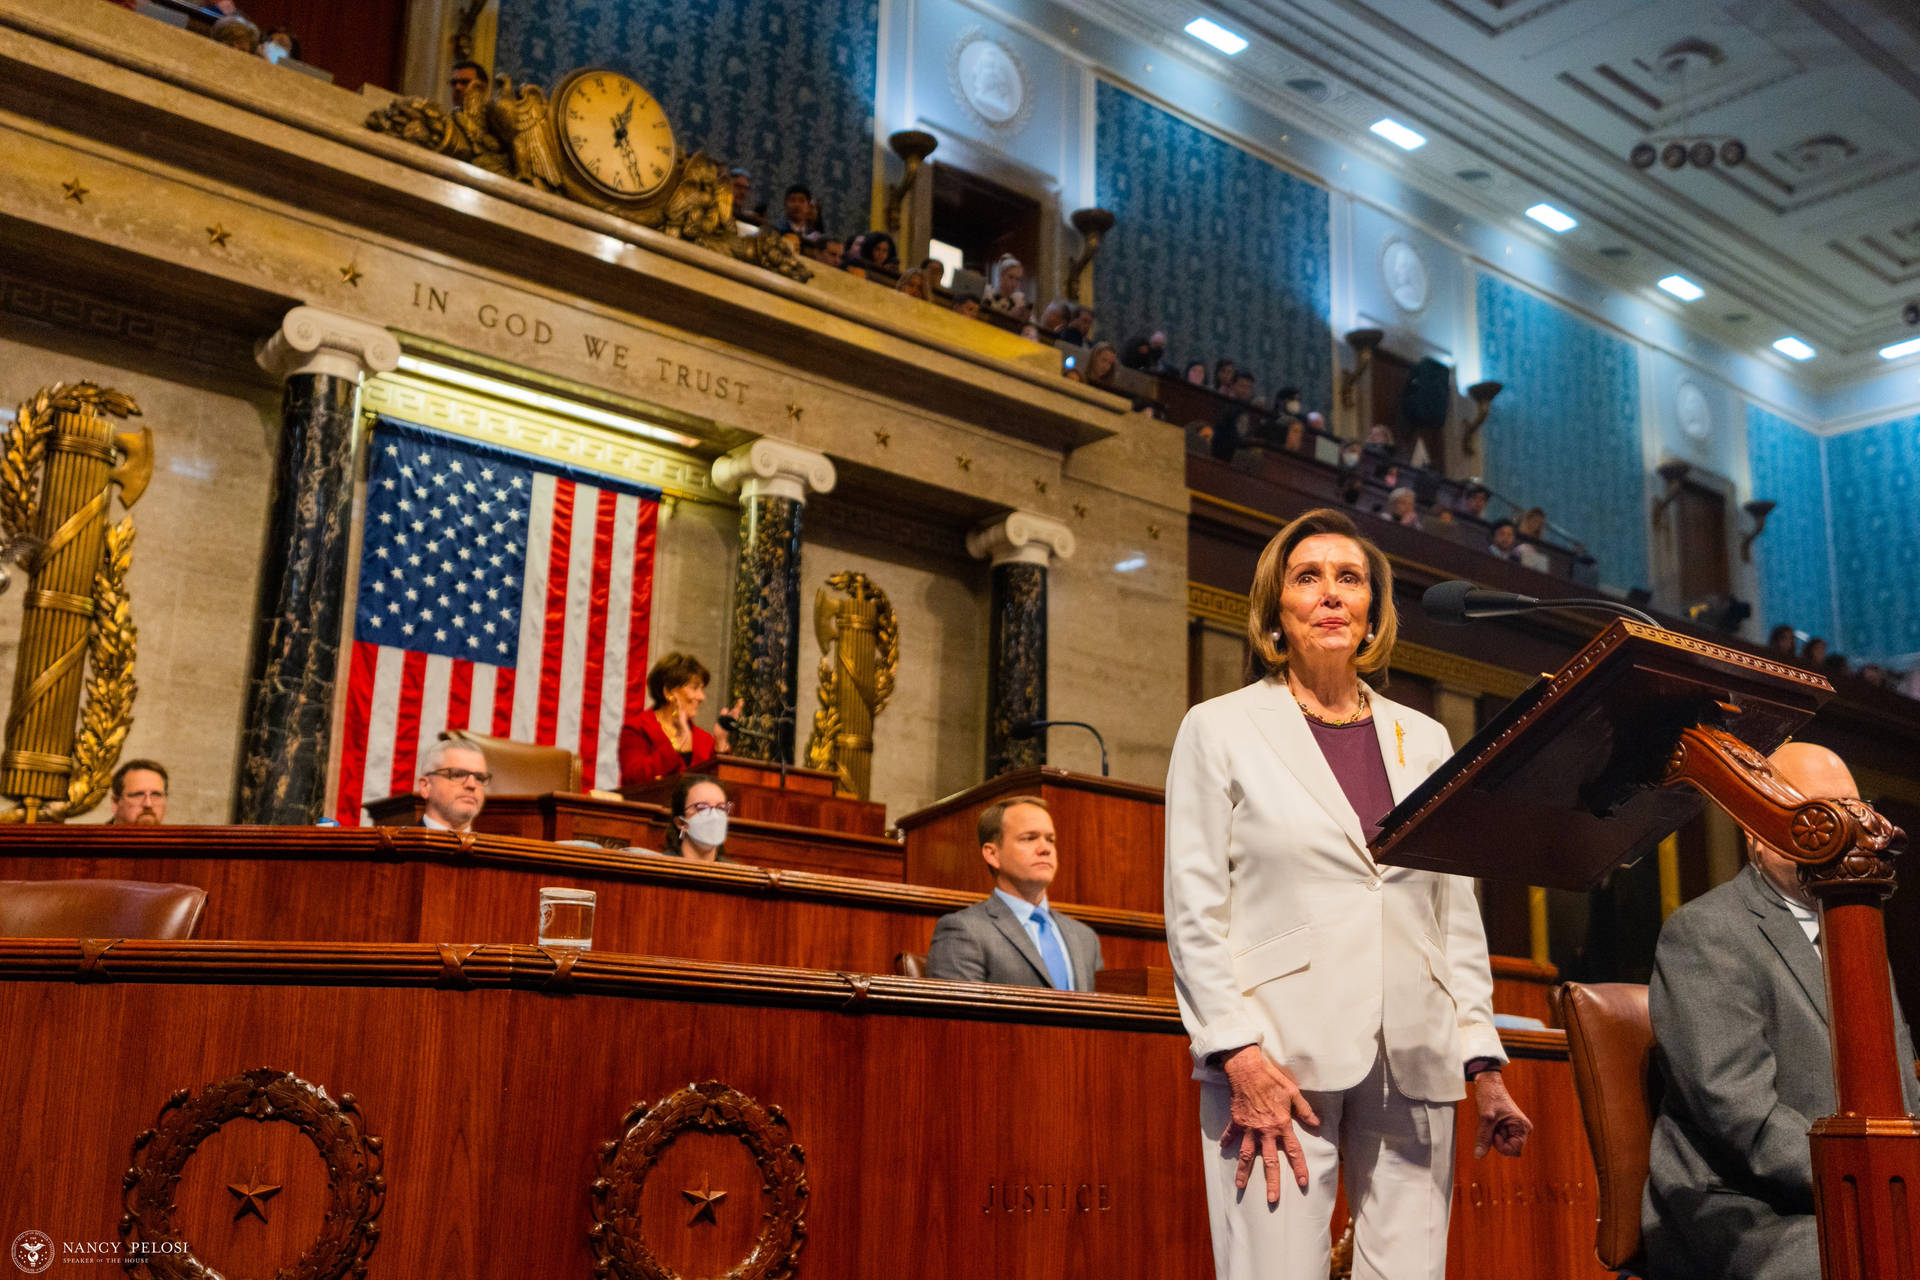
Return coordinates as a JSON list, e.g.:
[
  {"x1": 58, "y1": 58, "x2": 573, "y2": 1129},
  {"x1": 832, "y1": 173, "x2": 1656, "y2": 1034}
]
[
  {"x1": 1824, "y1": 413, "x2": 1920, "y2": 662},
  {"x1": 1094, "y1": 81, "x2": 1332, "y2": 410},
  {"x1": 1745, "y1": 406, "x2": 1835, "y2": 643},
  {"x1": 495, "y1": 0, "x2": 880, "y2": 233},
  {"x1": 1475, "y1": 274, "x2": 1646, "y2": 590}
]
